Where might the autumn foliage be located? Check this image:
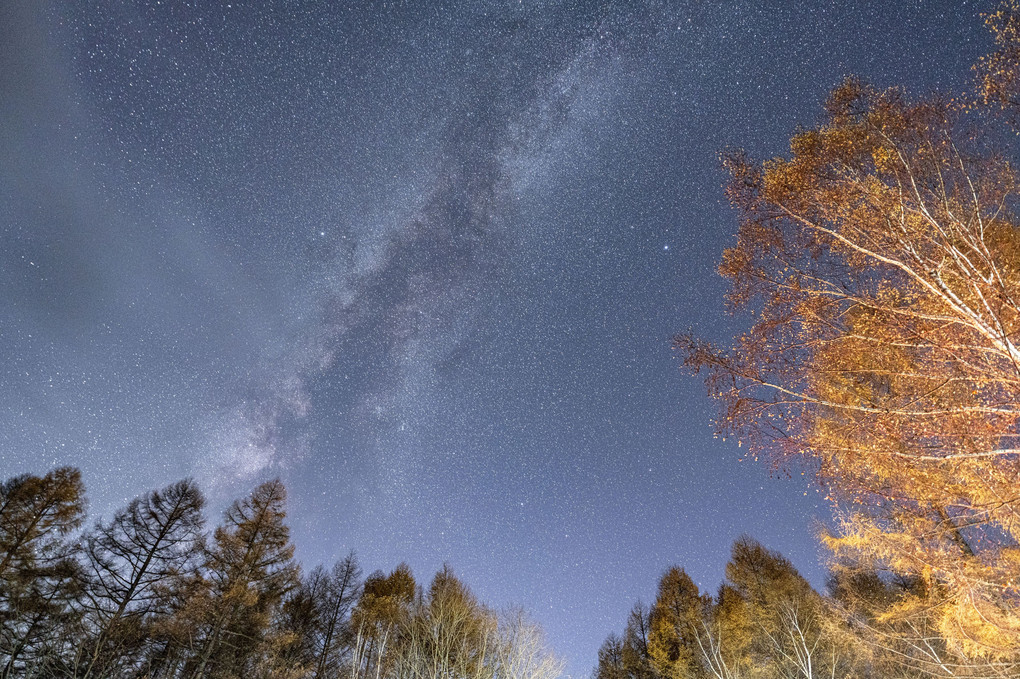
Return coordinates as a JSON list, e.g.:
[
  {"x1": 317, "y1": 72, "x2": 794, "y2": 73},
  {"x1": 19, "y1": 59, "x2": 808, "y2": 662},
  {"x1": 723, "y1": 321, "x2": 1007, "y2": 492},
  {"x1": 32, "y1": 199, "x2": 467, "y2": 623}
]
[
  {"x1": 597, "y1": 538, "x2": 857, "y2": 679},
  {"x1": 678, "y1": 3, "x2": 1020, "y2": 672}
]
